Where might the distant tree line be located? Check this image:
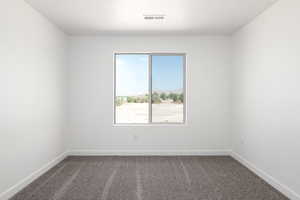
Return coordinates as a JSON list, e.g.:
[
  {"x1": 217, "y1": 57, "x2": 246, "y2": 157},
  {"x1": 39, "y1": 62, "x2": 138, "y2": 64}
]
[
  {"x1": 115, "y1": 96, "x2": 148, "y2": 106},
  {"x1": 152, "y1": 92, "x2": 183, "y2": 104},
  {"x1": 116, "y1": 92, "x2": 183, "y2": 106}
]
